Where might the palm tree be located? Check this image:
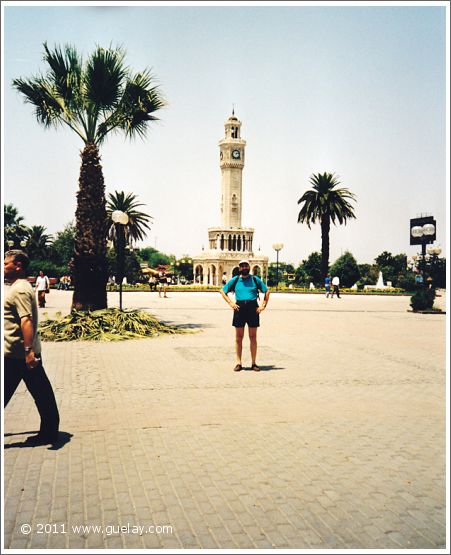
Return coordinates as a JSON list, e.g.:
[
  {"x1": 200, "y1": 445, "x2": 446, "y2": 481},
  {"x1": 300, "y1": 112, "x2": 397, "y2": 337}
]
[
  {"x1": 297, "y1": 172, "x2": 356, "y2": 278},
  {"x1": 4, "y1": 204, "x2": 29, "y2": 249},
  {"x1": 106, "y1": 191, "x2": 152, "y2": 288},
  {"x1": 13, "y1": 43, "x2": 165, "y2": 311},
  {"x1": 106, "y1": 190, "x2": 152, "y2": 246},
  {"x1": 25, "y1": 225, "x2": 53, "y2": 260}
]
